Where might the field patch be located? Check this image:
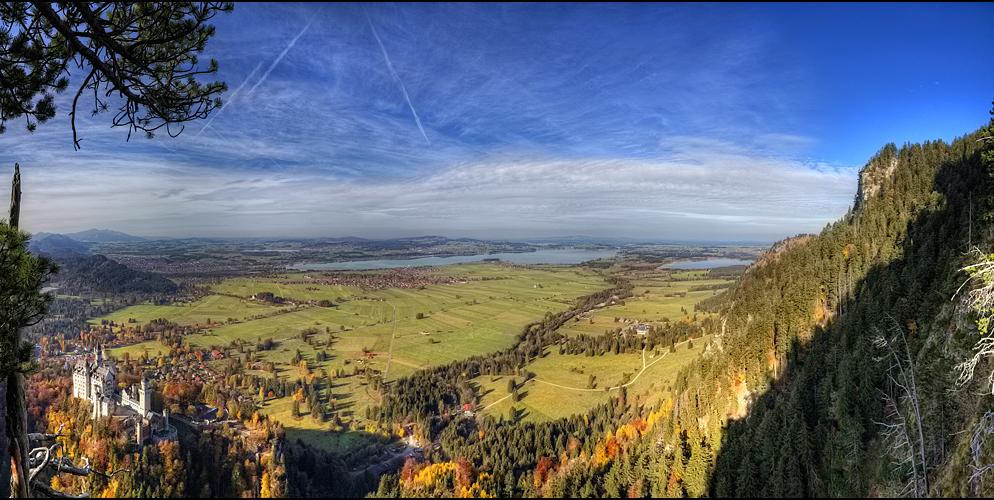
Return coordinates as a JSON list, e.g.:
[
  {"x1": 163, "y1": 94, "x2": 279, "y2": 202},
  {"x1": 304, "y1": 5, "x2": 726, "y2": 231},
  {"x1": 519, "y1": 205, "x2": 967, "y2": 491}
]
[
  {"x1": 473, "y1": 335, "x2": 711, "y2": 423},
  {"x1": 117, "y1": 262, "x2": 611, "y2": 454},
  {"x1": 93, "y1": 294, "x2": 282, "y2": 328}
]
